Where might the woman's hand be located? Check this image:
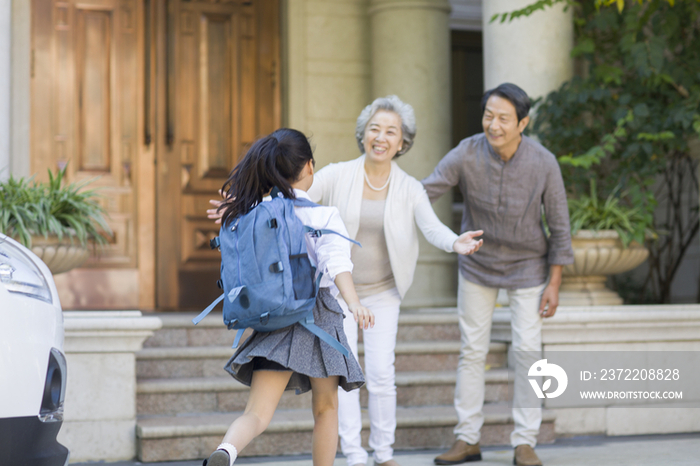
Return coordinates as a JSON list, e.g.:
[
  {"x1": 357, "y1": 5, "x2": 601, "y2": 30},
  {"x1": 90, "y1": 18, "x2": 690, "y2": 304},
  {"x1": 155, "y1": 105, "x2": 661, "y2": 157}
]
[
  {"x1": 453, "y1": 230, "x2": 484, "y2": 255},
  {"x1": 348, "y1": 302, "x2": 375, "y2": 329},
  {"x1": 207, "y1": 189, "x2": 225, "y2": 224}
]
